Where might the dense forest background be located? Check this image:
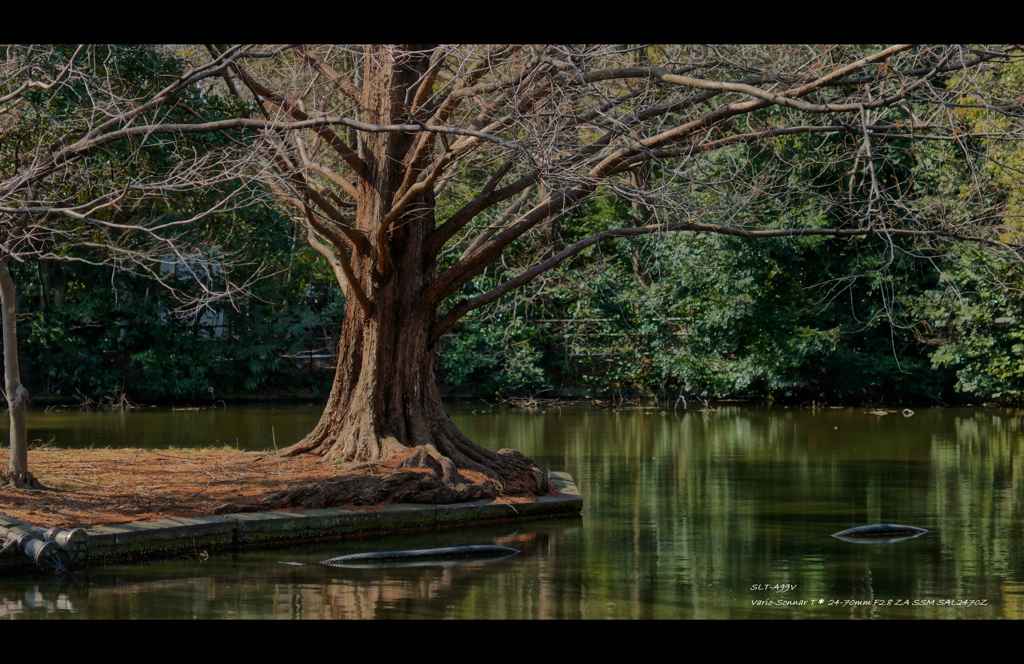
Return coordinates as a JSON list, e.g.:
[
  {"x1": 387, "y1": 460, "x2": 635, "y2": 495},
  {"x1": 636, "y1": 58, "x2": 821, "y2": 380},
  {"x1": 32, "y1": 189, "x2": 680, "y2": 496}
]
[
  {"x1": 5, "y1": 48, "x2": 1024, "y2": 408},
  {"x1": 10, "y1": 202, "x2": 1024, "y2": 407}
]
